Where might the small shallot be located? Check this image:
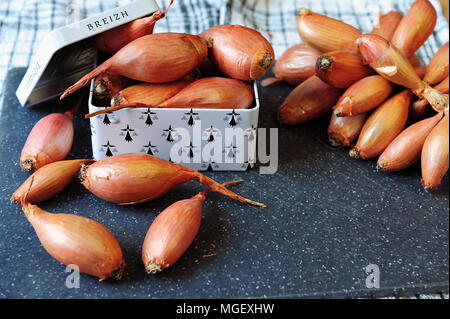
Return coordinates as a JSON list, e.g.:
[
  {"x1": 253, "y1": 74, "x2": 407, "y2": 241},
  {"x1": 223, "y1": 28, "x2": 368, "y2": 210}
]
[
  {"x1": 12, "y1": 159, "x2": 94, "y2": 204},
  {"x1": 199, "y1": 25, "x2": 275, "y2": 81},
  {"x1": 277, "y1": 75, "x2": 341, "y2": 125},
  {"x1": 80, "y1": 153, "x2": 265, "y2": 207},
  {"x1": 158, "y1": 77, "x2": 254, "y2": 109},
  {"x1": 350, "y1": 90, "x2": 413, "y2": 160},
  {"x1": 315, "y1": 51, "x2": 375, "y2": 88},
  {"x1": 268, "y1": 44, "x2": 319, "y2": 86},
  {"x1": 423, "y1": 41, "x2": 449, "y2": 85},
  {"x1": 22, "y1": 200, "x2": 125, "y2": 281},
  {"x1": 333, "y1": 75, "x2": 393, "y2": 117},
  {"x1": 61, "y1": 33, "x2": 208, "y2": 99},
  {"x1": 377, "y1": 112, "x2": 443, "y2": 171},
  {"x1": 328, "y1": 112, "x2": 367, "y2": 147},
  {"x1": 296, "y1": 8, "x2": 361, "y2": 53},
  {"x1": 20, "y1": 99, "x2": 81, "y2": 172},
  {"x1": 391, "y1": 0, "x2": 437, "y2": 58},
  {"x1": 142, "y1": 181, "x2": 241, "y2": 274},
  {"x1": 421, "y1": 112, "x2": 449, "y2": 189}
]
